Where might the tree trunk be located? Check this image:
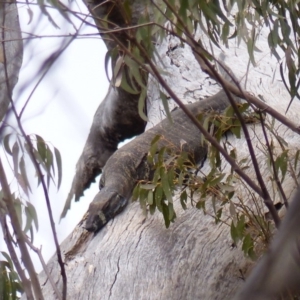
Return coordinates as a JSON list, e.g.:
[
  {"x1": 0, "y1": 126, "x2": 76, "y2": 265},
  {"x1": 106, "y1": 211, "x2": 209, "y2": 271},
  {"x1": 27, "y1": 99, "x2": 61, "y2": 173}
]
[
  {"x1": 32, "y1": 27, "x2": 300, "y2": 299},
  {"x1": 0, "y1": 0, "x2": 23, "y2": 123}
]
